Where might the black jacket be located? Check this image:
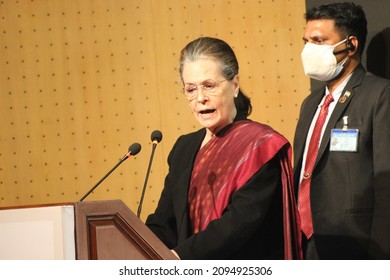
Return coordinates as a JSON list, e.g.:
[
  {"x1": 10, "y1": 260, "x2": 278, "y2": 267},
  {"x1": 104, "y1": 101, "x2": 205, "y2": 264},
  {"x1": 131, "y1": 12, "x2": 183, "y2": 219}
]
[
  {"x1": 294, "y1": 65, "x2": 390, "y2": 259},
  {"x1": 146, "y1": 122, "x2": 286, "y2": 259}
]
